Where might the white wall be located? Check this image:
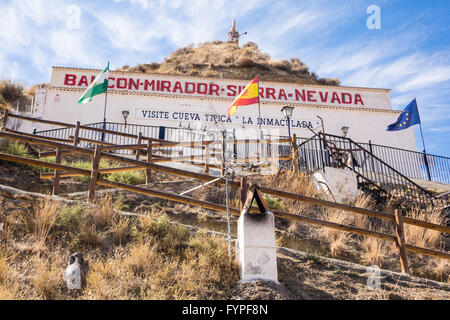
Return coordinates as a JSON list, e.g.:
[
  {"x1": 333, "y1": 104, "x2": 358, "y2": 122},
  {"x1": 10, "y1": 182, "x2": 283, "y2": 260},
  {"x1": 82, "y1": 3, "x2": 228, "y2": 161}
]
[{"x1": 37, "y1": 87, "x2": 416, "y2": 151}]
